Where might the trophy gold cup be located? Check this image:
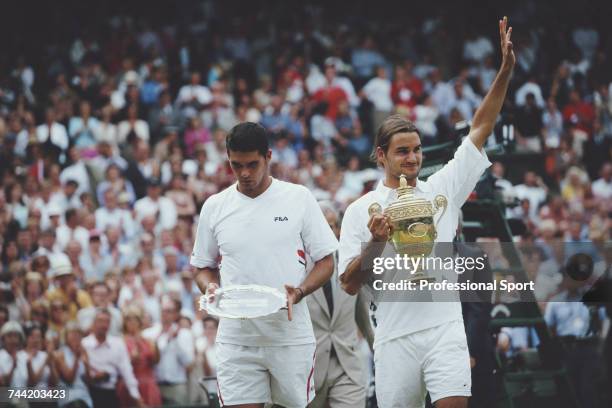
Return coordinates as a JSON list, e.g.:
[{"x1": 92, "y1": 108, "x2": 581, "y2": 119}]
[{"x1": 368, "y1": 174, "x2": 448, "y2": 282}]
